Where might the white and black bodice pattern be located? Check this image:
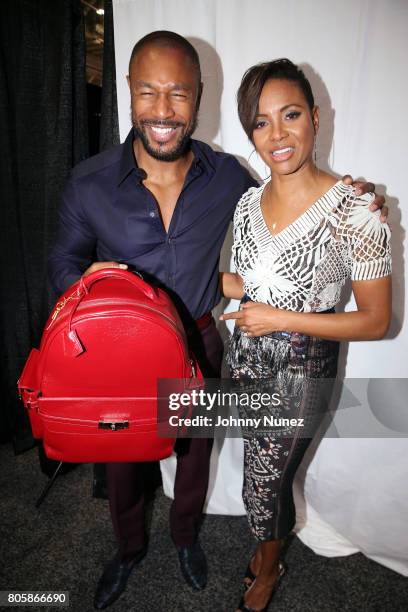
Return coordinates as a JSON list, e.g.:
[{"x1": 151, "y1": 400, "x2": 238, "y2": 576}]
[{"x1": 232, "y1": 180, "x2": 391, "y2": 313}]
